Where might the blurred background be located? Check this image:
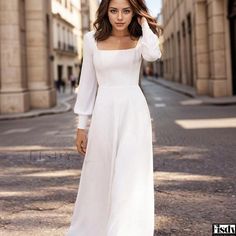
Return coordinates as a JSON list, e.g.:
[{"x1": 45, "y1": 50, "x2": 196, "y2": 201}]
[
  {"x1": 0, "y1": 0, "x2": 235, "y2": 115},
  {"x1": 0, "y1": 0, "x2": 161, "y2": 115},
  {"x1": 1, "y1": 0, "x2": 236, "y2": 116}
]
